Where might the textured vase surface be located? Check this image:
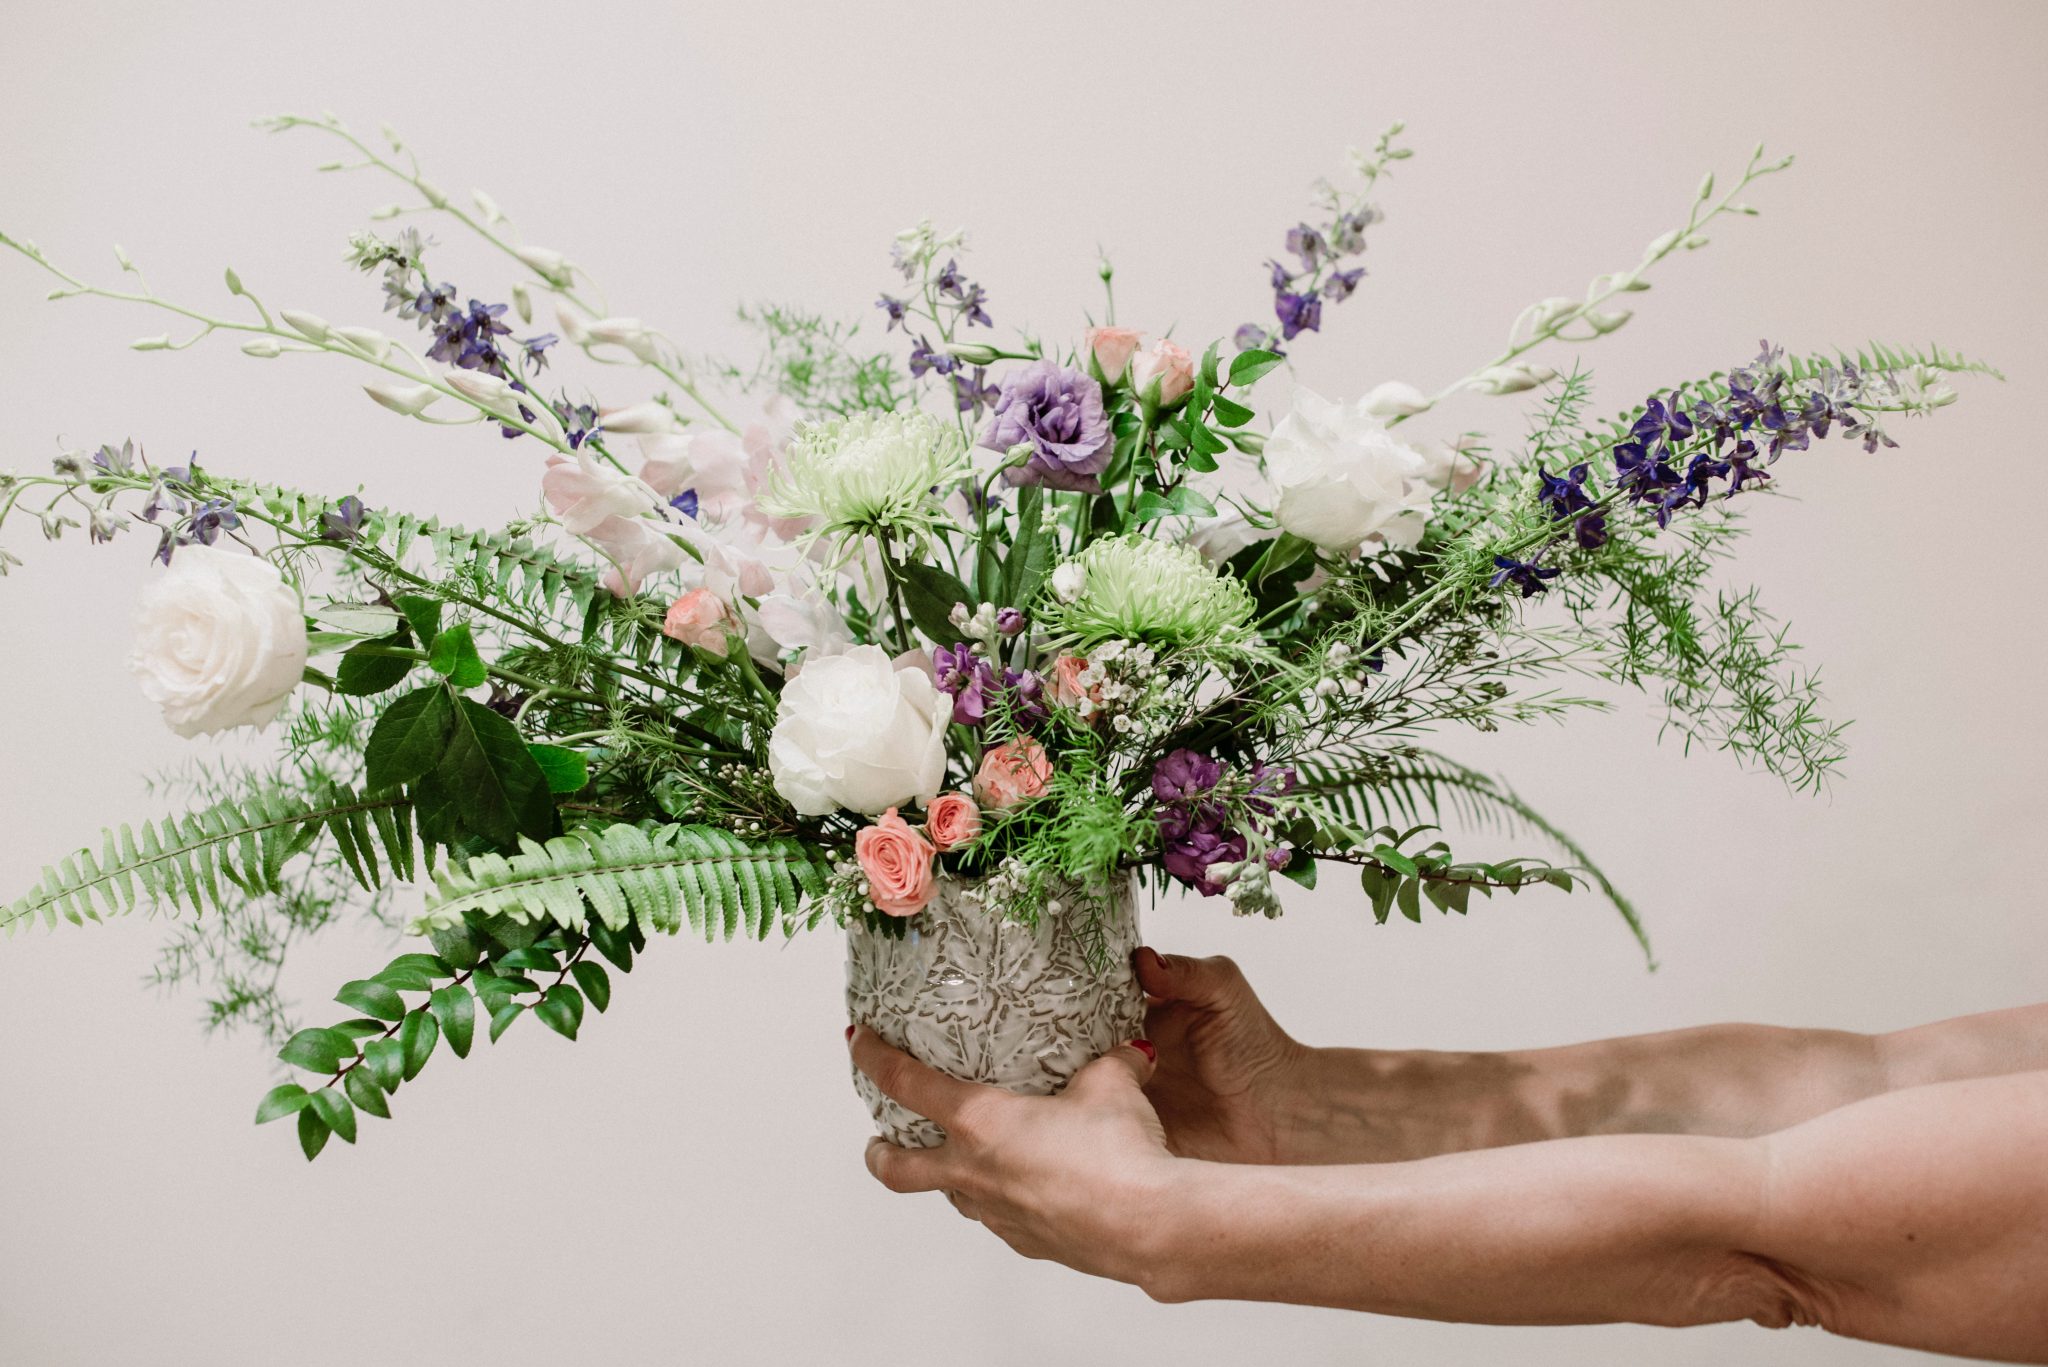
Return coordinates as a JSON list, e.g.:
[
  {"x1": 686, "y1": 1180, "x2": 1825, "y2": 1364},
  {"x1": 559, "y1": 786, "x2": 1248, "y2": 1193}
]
[{"x1": 845, "y1": 877, "x2": 1145, "y2": 1147}]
